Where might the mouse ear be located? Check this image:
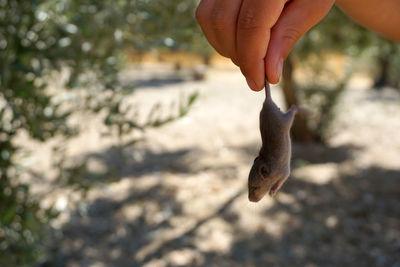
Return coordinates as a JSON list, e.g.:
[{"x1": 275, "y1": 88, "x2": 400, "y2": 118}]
[{"x1": 259, "y1": 164, "x2": 269, "y2": 178}]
